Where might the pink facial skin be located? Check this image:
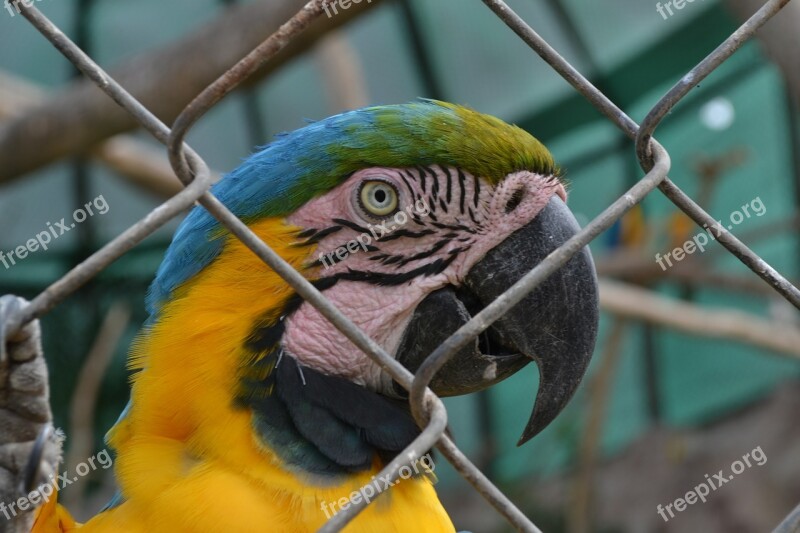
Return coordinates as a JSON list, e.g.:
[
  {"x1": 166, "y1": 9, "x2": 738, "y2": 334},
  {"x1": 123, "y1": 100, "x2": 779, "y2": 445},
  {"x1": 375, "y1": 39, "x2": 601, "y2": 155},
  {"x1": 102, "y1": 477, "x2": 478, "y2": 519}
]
[{"x1": 284, "y1": 165, "x2": 566, "y2": 394}]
